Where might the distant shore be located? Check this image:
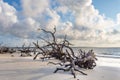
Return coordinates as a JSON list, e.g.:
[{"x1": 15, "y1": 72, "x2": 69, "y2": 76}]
[{"x1": 0, "y1": 53, "x2": 120, "y2": 80}]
